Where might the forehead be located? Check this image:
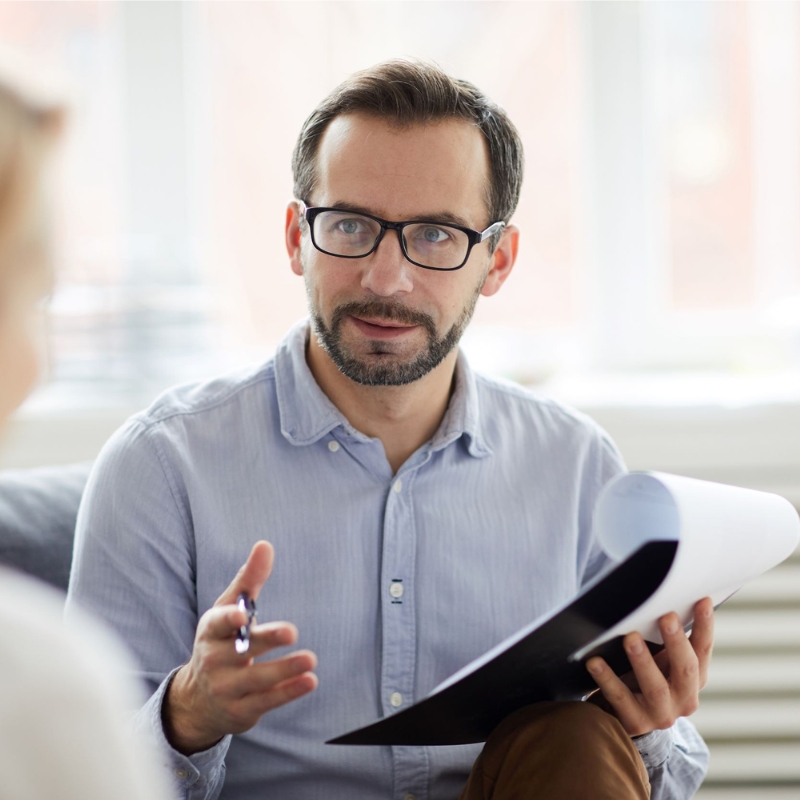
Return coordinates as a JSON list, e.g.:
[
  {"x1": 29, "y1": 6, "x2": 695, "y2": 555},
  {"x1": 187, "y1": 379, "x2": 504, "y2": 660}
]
[{"x1": 312, "y1": 113, "x2": 490, "y2": 225}]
